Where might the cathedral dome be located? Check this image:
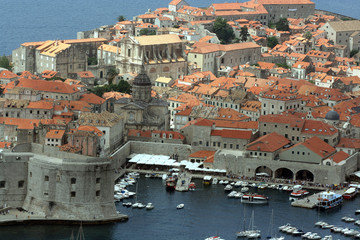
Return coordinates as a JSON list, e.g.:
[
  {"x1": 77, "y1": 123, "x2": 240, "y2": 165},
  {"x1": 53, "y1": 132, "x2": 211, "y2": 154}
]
[
  {"x1": 133, "y1": 68, "x2": 151, "y2": 86},
  {"x1": 325, "y1": 110, "x2": 340, "y2": 121}
]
